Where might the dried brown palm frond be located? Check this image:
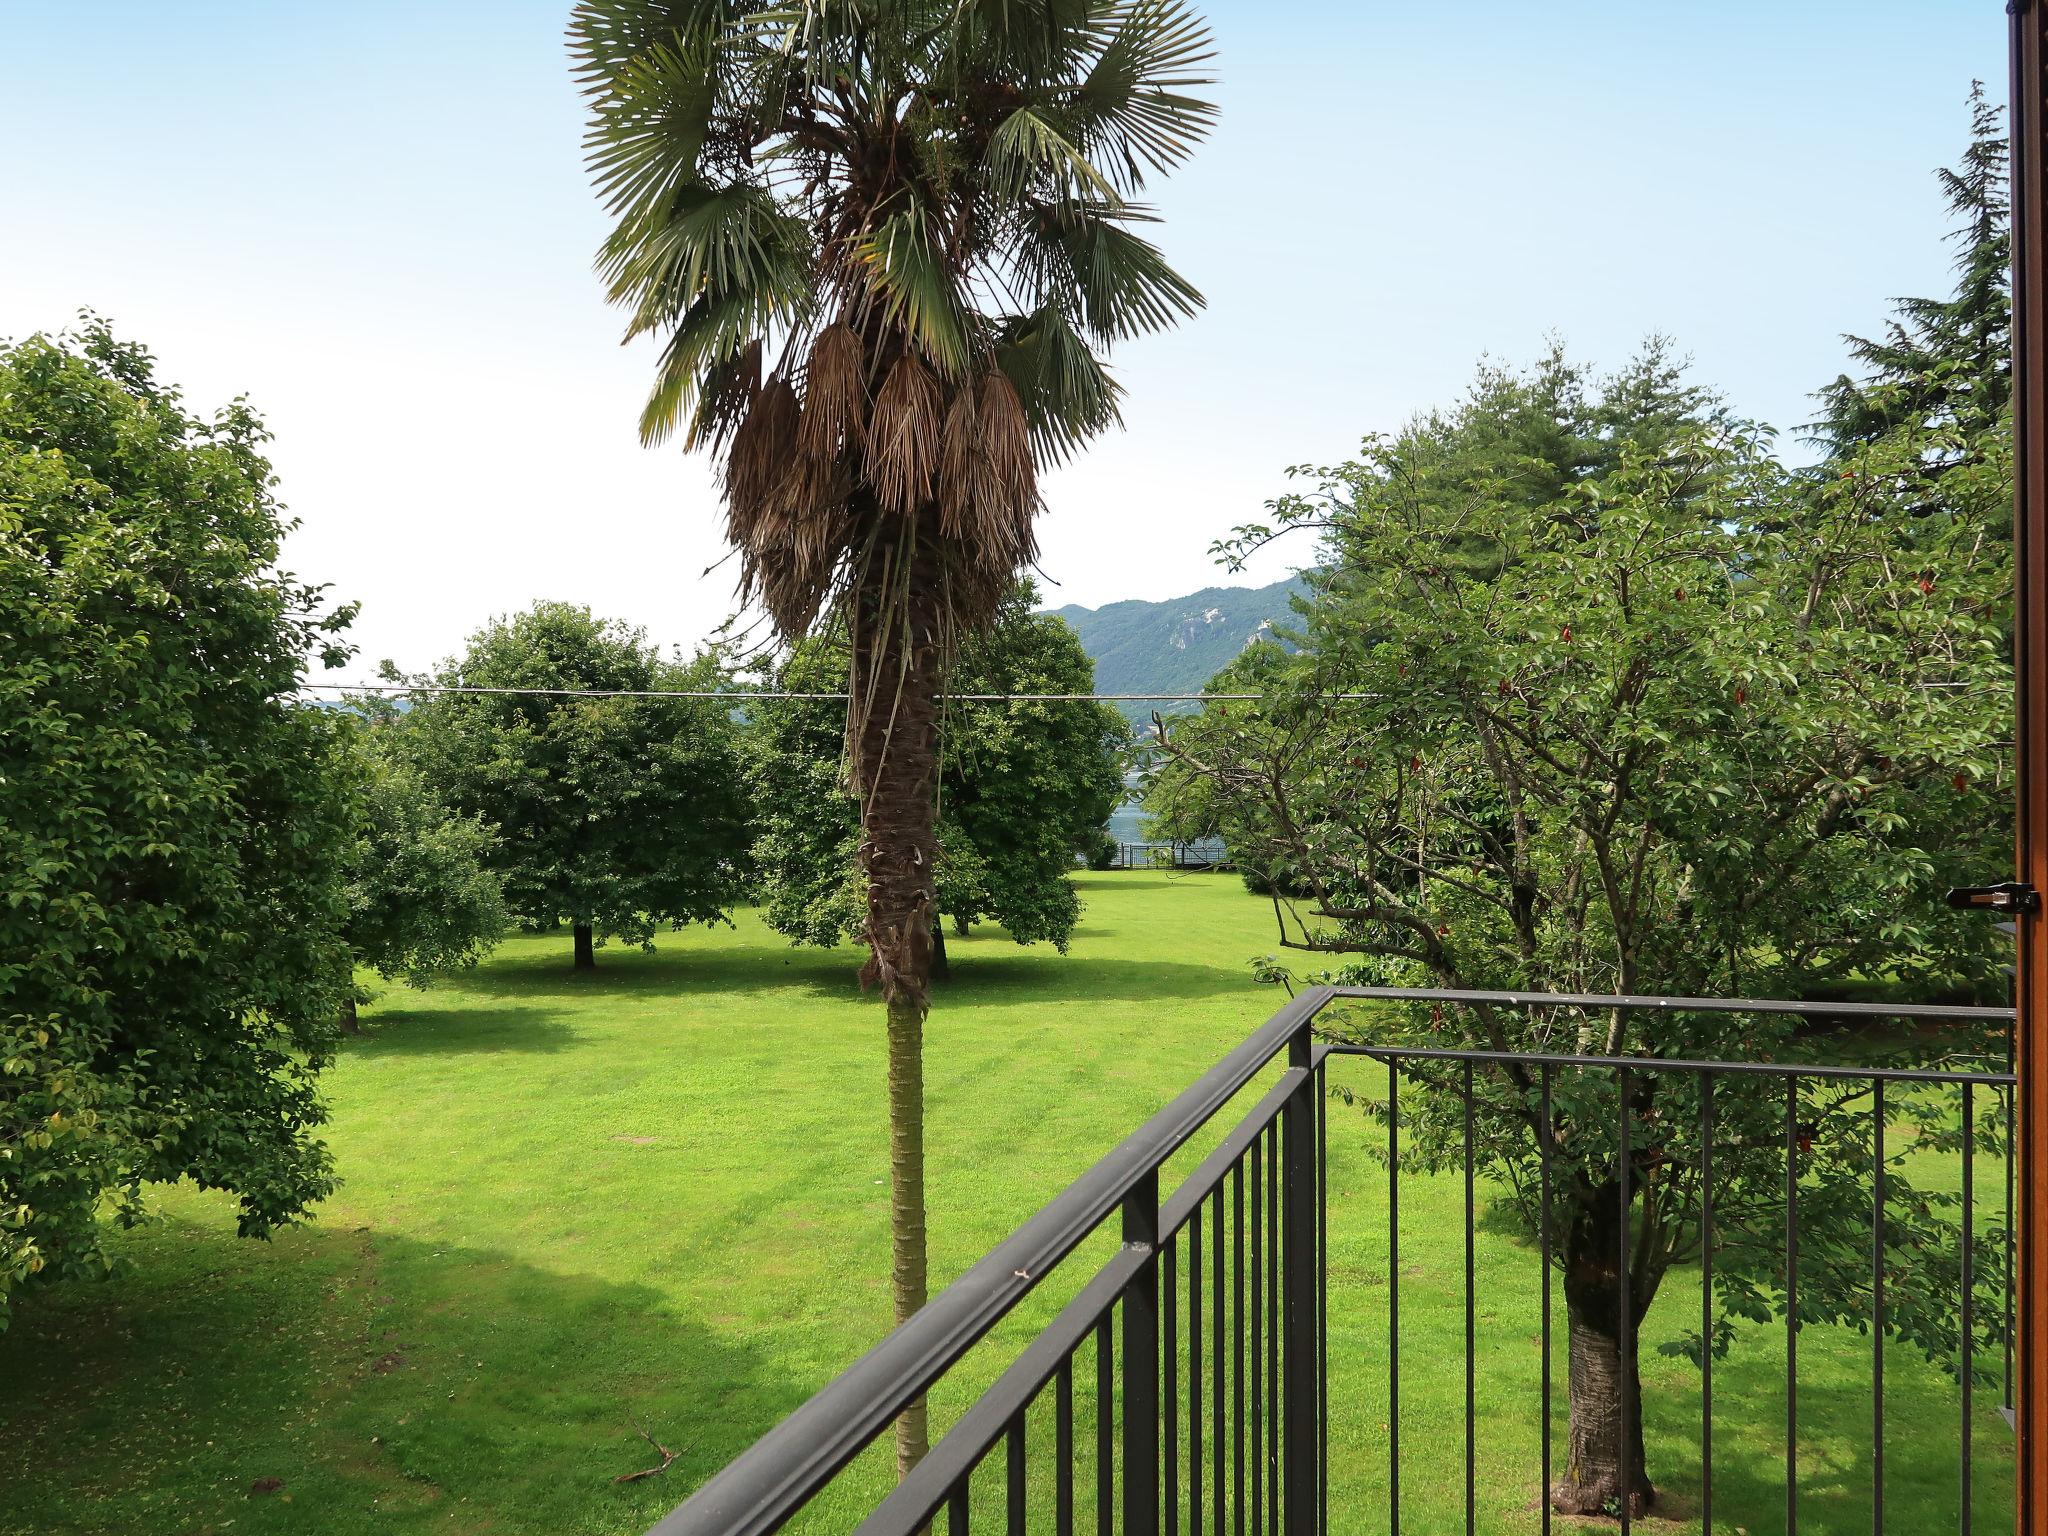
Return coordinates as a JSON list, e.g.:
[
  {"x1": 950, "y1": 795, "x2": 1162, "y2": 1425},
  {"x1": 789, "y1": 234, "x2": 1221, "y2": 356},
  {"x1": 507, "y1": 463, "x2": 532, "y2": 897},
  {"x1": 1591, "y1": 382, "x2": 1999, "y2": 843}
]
[
  {"x1": 685, "y1": 339, "x2": 762, "y2": 454},
  {"x1": 752, "y1": 495, "x2": 852, "y2": 638},
  {"x1": 932, "y1": 370, "x2": 1037, "y2": 594},
  {"x1": 973, "y1": 369, "x2": 1037, "y2": 542},
  {"x1": 935, "y1": 383, "x2": 980, "y2": 540},
  {"x1": 798, "y1": 321, "x2": 866, "y2": 463},
  {"x1": 723, "y1": 373, "x2": 801, "y2": 547},
  {"x1": 865, "y1": 353, "x2": 944, "y2": 514}
]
